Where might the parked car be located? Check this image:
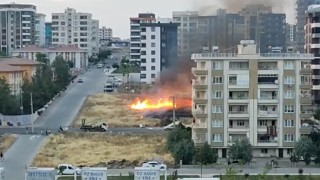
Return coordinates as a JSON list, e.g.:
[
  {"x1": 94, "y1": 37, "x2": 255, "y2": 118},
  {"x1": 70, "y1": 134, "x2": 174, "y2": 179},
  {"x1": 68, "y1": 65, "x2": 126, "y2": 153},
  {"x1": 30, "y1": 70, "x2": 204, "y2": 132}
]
[
  {"x1": 97, "y1": 64, "x2": 103, "y2": 68},
  {"x1": 78, "y1": 79, "x2": 83, "y2": 83},
  {"x1": 57, "y1": 164, "x2": 81, "y2": 175},
  {"x1": 142, "y1": 161, "x2": 167, "y2": 169}
]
